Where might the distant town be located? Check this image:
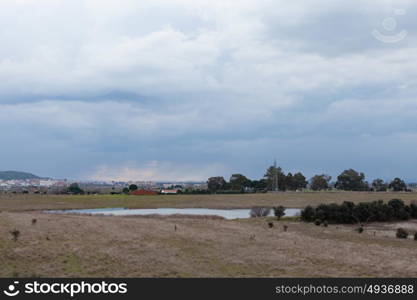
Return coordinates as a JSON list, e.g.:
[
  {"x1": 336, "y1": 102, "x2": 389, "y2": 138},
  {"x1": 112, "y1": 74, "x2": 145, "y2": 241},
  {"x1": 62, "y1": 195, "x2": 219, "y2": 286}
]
[
  {"x1": 1, "y1": 167, "x2": 417, "y2": 196},
  {"x1": 0, "y1": 177, "x2": 207, "y2": 195}
]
